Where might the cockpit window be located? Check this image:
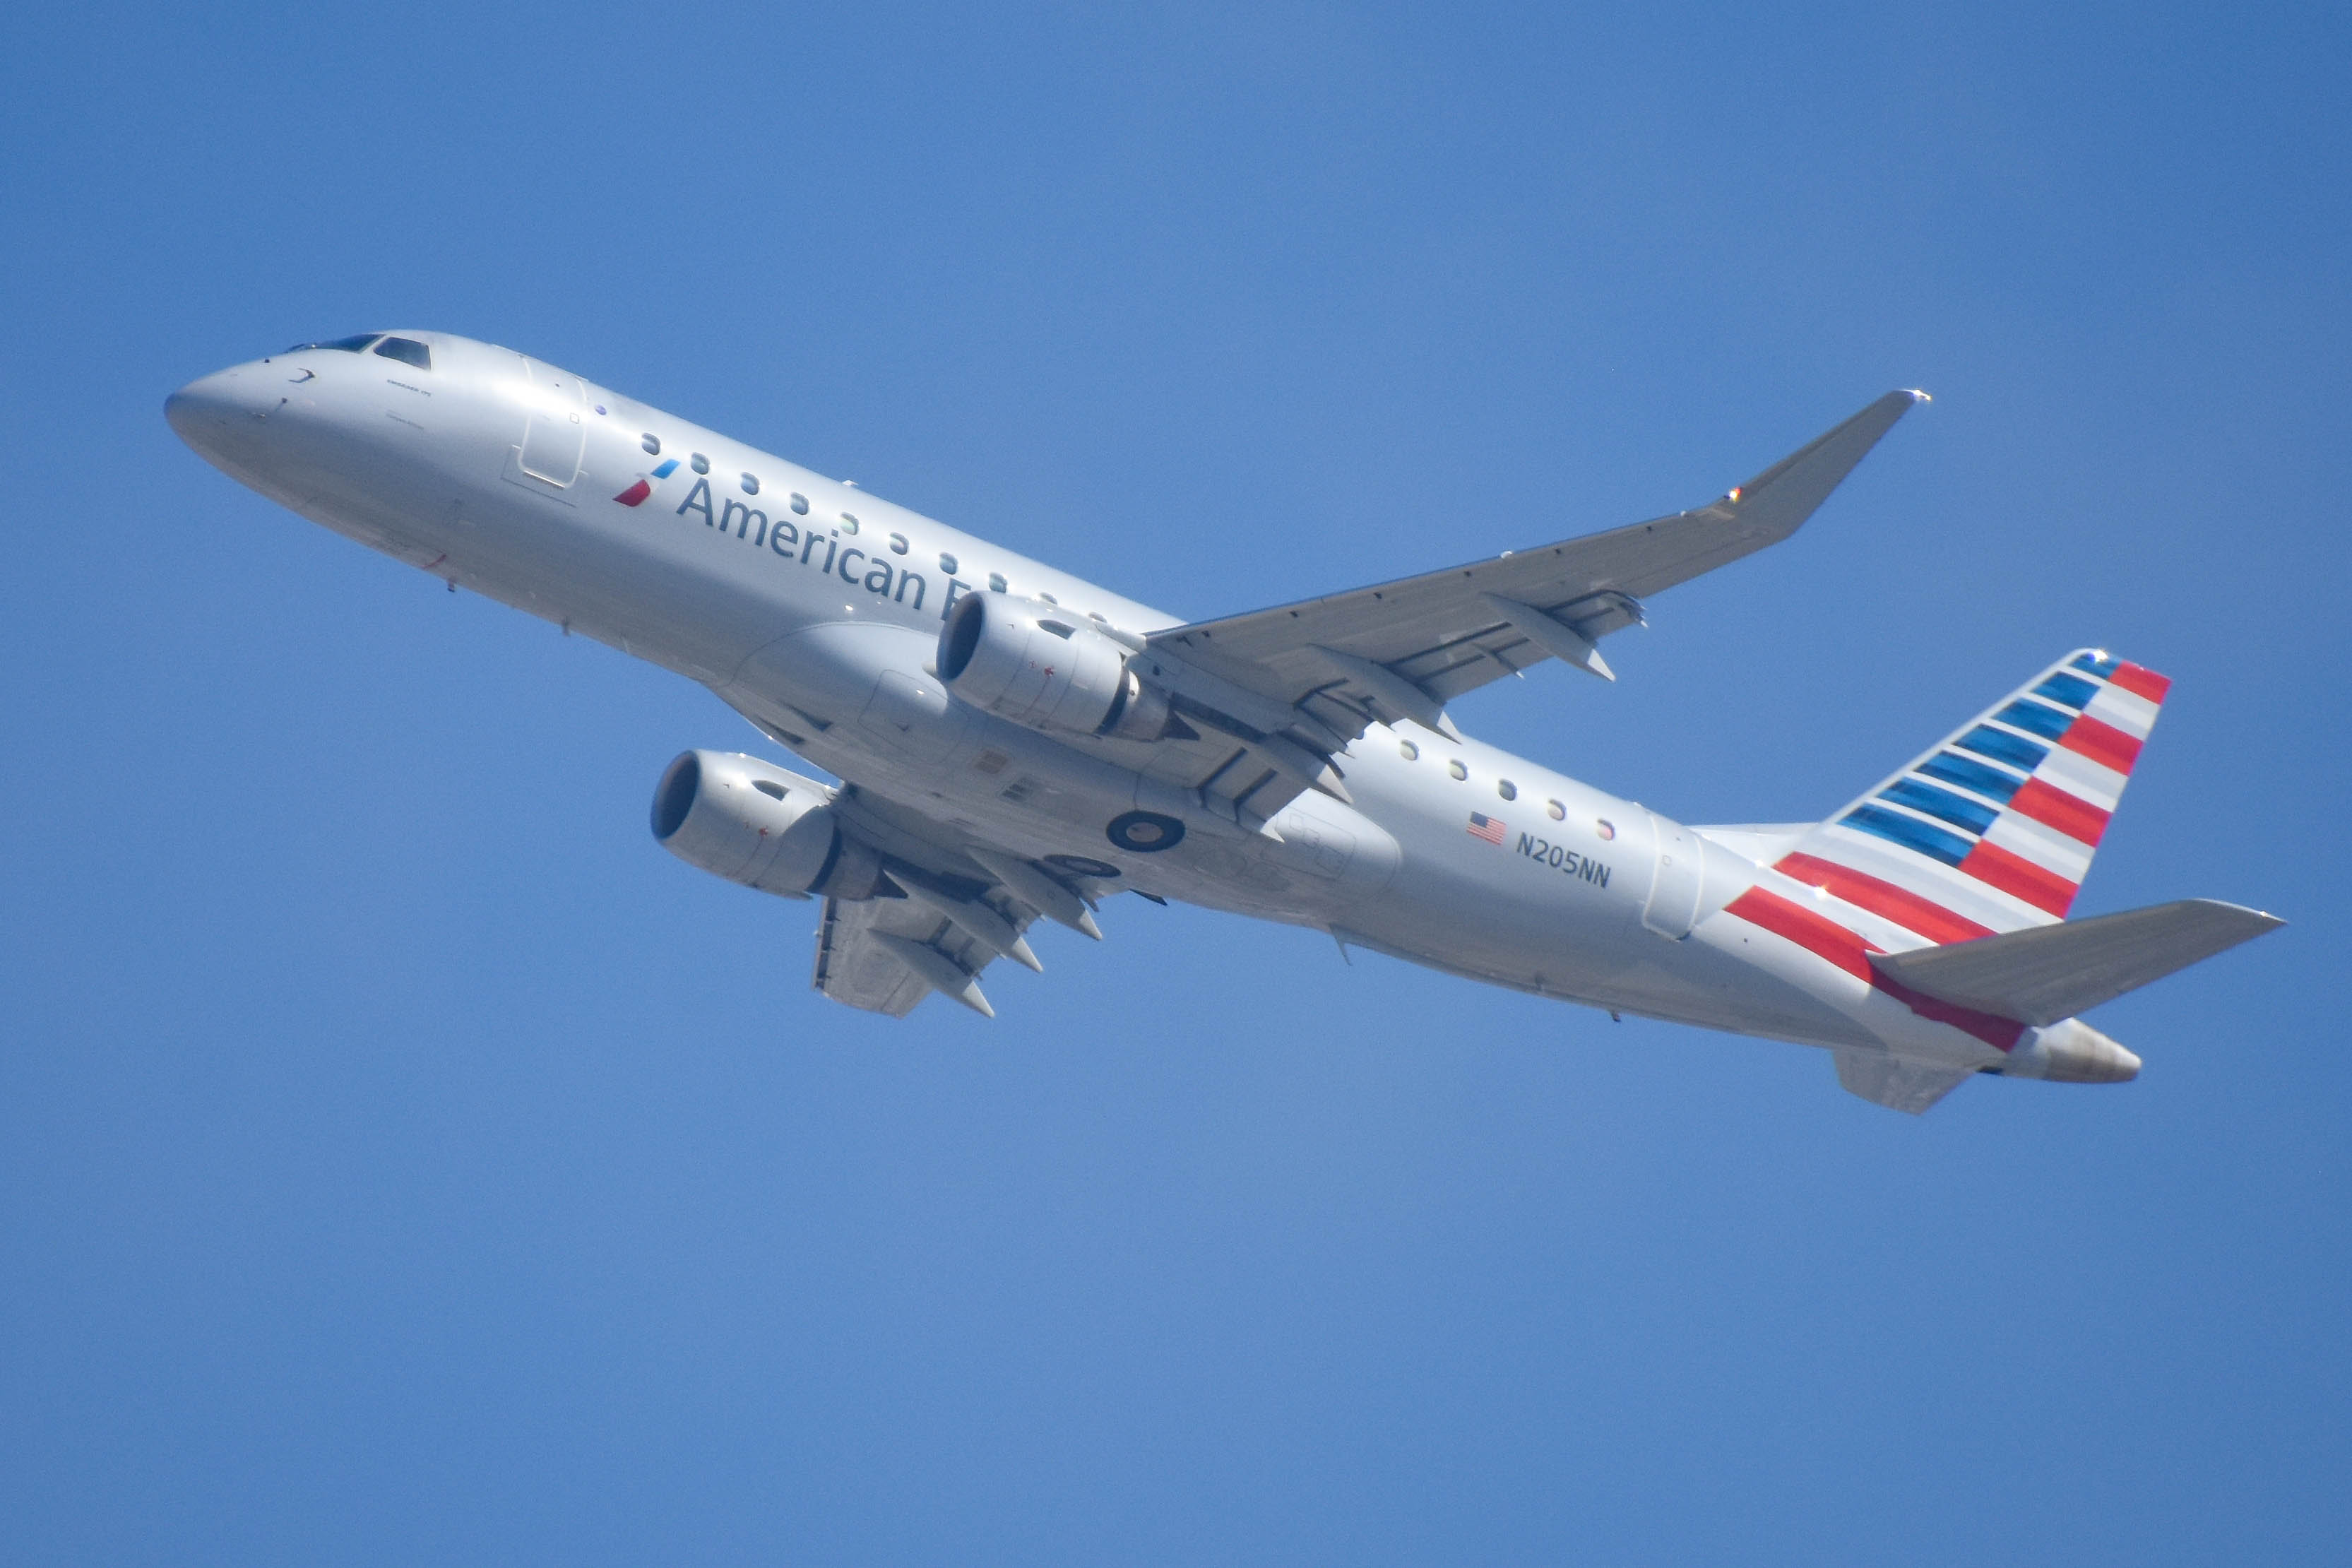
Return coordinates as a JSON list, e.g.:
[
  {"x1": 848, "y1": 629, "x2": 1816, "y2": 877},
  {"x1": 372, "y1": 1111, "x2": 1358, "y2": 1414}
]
[
  {"x1": 372, "y1": 336, "x2": 432, "y2": 371},
  {"x1": 285, "y1": 334, "x2": 382, "y2": 354}
]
